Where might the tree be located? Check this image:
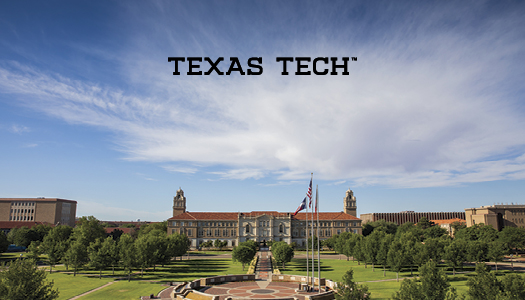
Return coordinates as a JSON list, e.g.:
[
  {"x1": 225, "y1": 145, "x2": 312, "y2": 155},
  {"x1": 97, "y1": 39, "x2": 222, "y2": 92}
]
[
  {"x1": 391, "y1": 260, "x2": 460, "y2": 300},
  {"x1": 41, "y1": 225, "x2": 72, "y2": 272},
  {"x1": 334, "y1": 232, "x2": 353, "y2": 259},
  {"x1": 423, "y1": 225, "x2": 448, "y2": 240},
  {"x1": 63, "y1": 240, "x2": 88, "y2": 276},
  {"x1": 387, "y1": 239, "x2": 407, "y2": 281},
  {"x1": 363, "y1": 230, "x2": 385, "y2": 271},
  {"x1": 417, "y1": 217, "x2": 433, "y2": 230},
  {"x1": 500, "y1": 273, "x2": 525, "y2": 300},
  {"x1": 118, "y1": 234, "x2": 137, "y2": 281},
  {"x1": 135, "y1": 234, "x2": 157, "y2": 276},
  {"x1": 499, "y1": 226, "x2": 525, "y2": 255},
  {"x1": 214, "y1": 239, "x2": 227, "y2": 250},
  {"x1": 466, "y1": 240, "x2": 489, "y2": 264},
  {"x1": 71, "y1": 216, "x2": 106, "y2": 247},
  {"x1": 444, "y1": 239, "x2": 467, "y2": 276},
  {"x1": 88, "y1": 238, "x2": 113, "y2": 279},
  {"x1": 232, "y1": 245, "x2": 256, "y2": 271},
  {"x1": 466, "y1": 263, "x2": 501, "y2": 300},
  {"x1": 307, "y1": 235, "x2": 319, "y2": 251},
  {"x1": 138, "y1": 221, "x2": 168, "y2": 237},
  {"x1": 26, "y1": 241, "x2": 42, "y2": 260},
  {"x1": 0, "y1": 259, "x2": 59, "y2": 300},
  {"x1": 271, "y1": 242, "x2": 294, "y2": 270},
  {"x1": 100, "y1": 237, "x2": 119, "y2": 275},
  {"x1": 0, "y1": 231, "x2": 9, "y2": 253},
  {"x1": 335, "y1": 269, "x2": 370, "y2": 300},
  {"x1": 168, "y1": 233, "x2": 190, "y2": 259},
  {"x1": 323, "y1": 236, "x2": 336, "y2": 251},
  {"x1": 240, "y1": 240, "x2": 258, "y2": 253},
  {"x1": 362, "y1": 220, "x2": 397, "y2": 236},
  {"x1": 8, "y1": 227, "x2": 32, "y2": 248},
  {"x1": 487, "y1": 240, "x2": 506, "y2": 271},
  {"x1": 376, "y1": 233, "x2": 394, "y2": 277}
]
